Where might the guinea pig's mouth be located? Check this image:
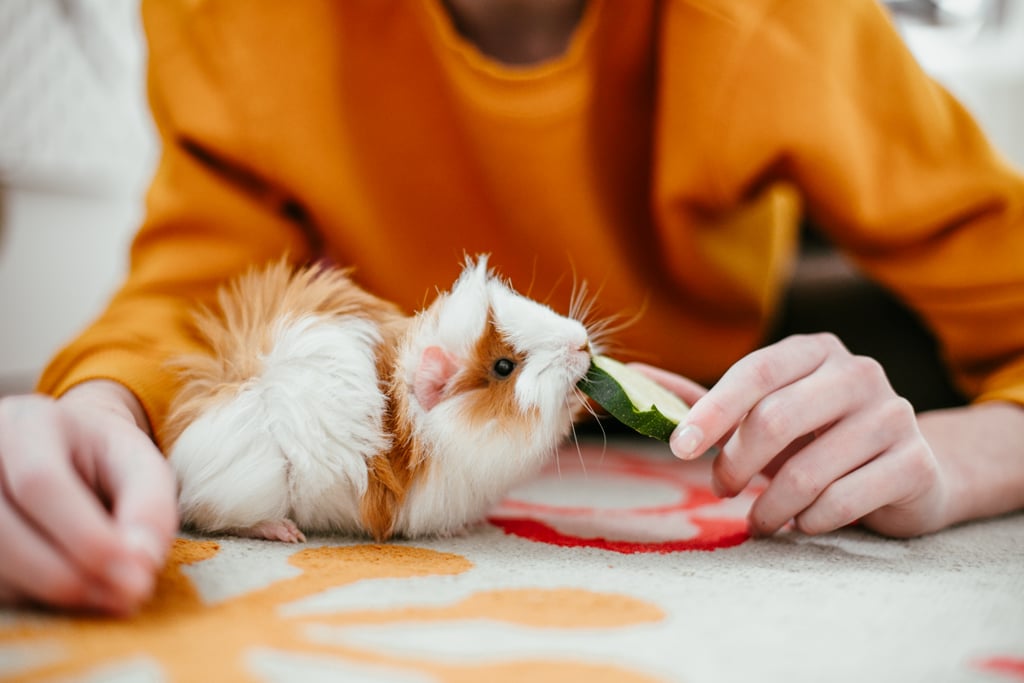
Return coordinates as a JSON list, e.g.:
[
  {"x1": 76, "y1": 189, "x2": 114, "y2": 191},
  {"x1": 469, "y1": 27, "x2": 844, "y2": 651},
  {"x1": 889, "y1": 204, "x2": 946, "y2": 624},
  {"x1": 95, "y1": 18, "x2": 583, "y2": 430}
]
[
  {"x1": 571, "y1": 346, "x2": 593, "y2": 376},
  {"x1": 563, "y1": 363, "x2": 592, "y2": 390},
  {"x1": 531, "y1": 361, "x2": 588, "y2": 389}
]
